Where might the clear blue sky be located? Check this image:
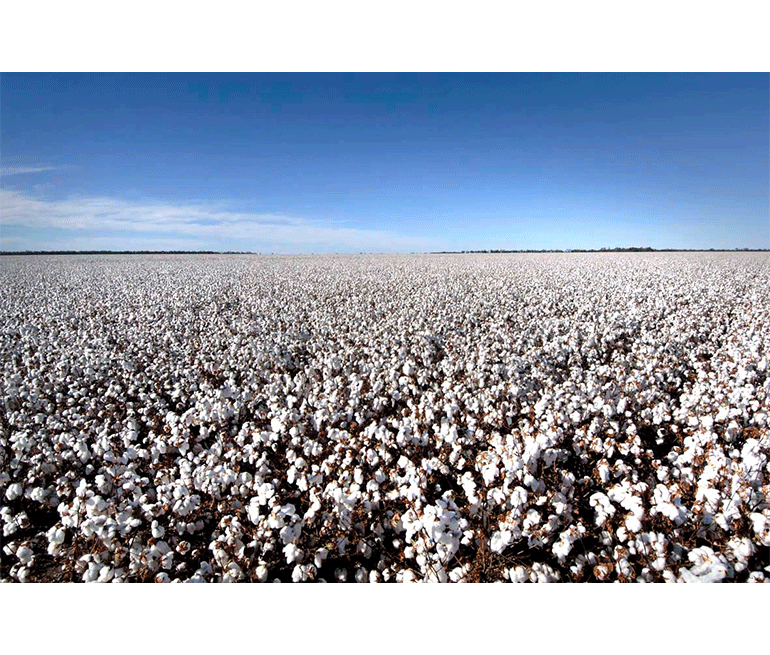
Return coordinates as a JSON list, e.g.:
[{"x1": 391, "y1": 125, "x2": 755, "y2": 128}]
[{"x1": 1, "y1": 73, "x2": 768, "y2": 252}]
